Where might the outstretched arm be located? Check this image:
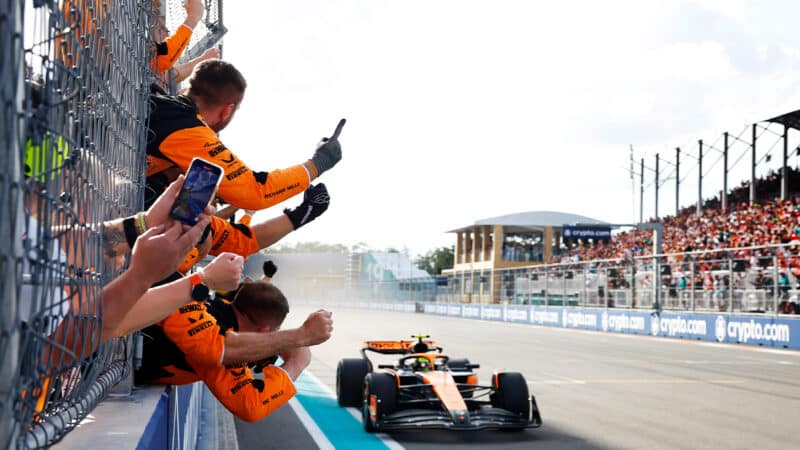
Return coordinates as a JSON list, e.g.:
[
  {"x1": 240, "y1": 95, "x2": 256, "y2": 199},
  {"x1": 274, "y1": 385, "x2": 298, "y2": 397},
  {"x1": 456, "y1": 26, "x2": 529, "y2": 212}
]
[
  {"x1": 152, "y1": 0, "x2": 204, "y2": 73},
  {"x1": 171, "y1": 47, "x2": 220, "y2": 84},
  {"x1": 222, "y1": 310, "x2": 332, "y2": 365},
  {"x1": 111, "y1": 252, "x2": 243, "y2": 338},
  {"x1": 156, "y1": 120, "x2": 344, "y2": 210}
]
